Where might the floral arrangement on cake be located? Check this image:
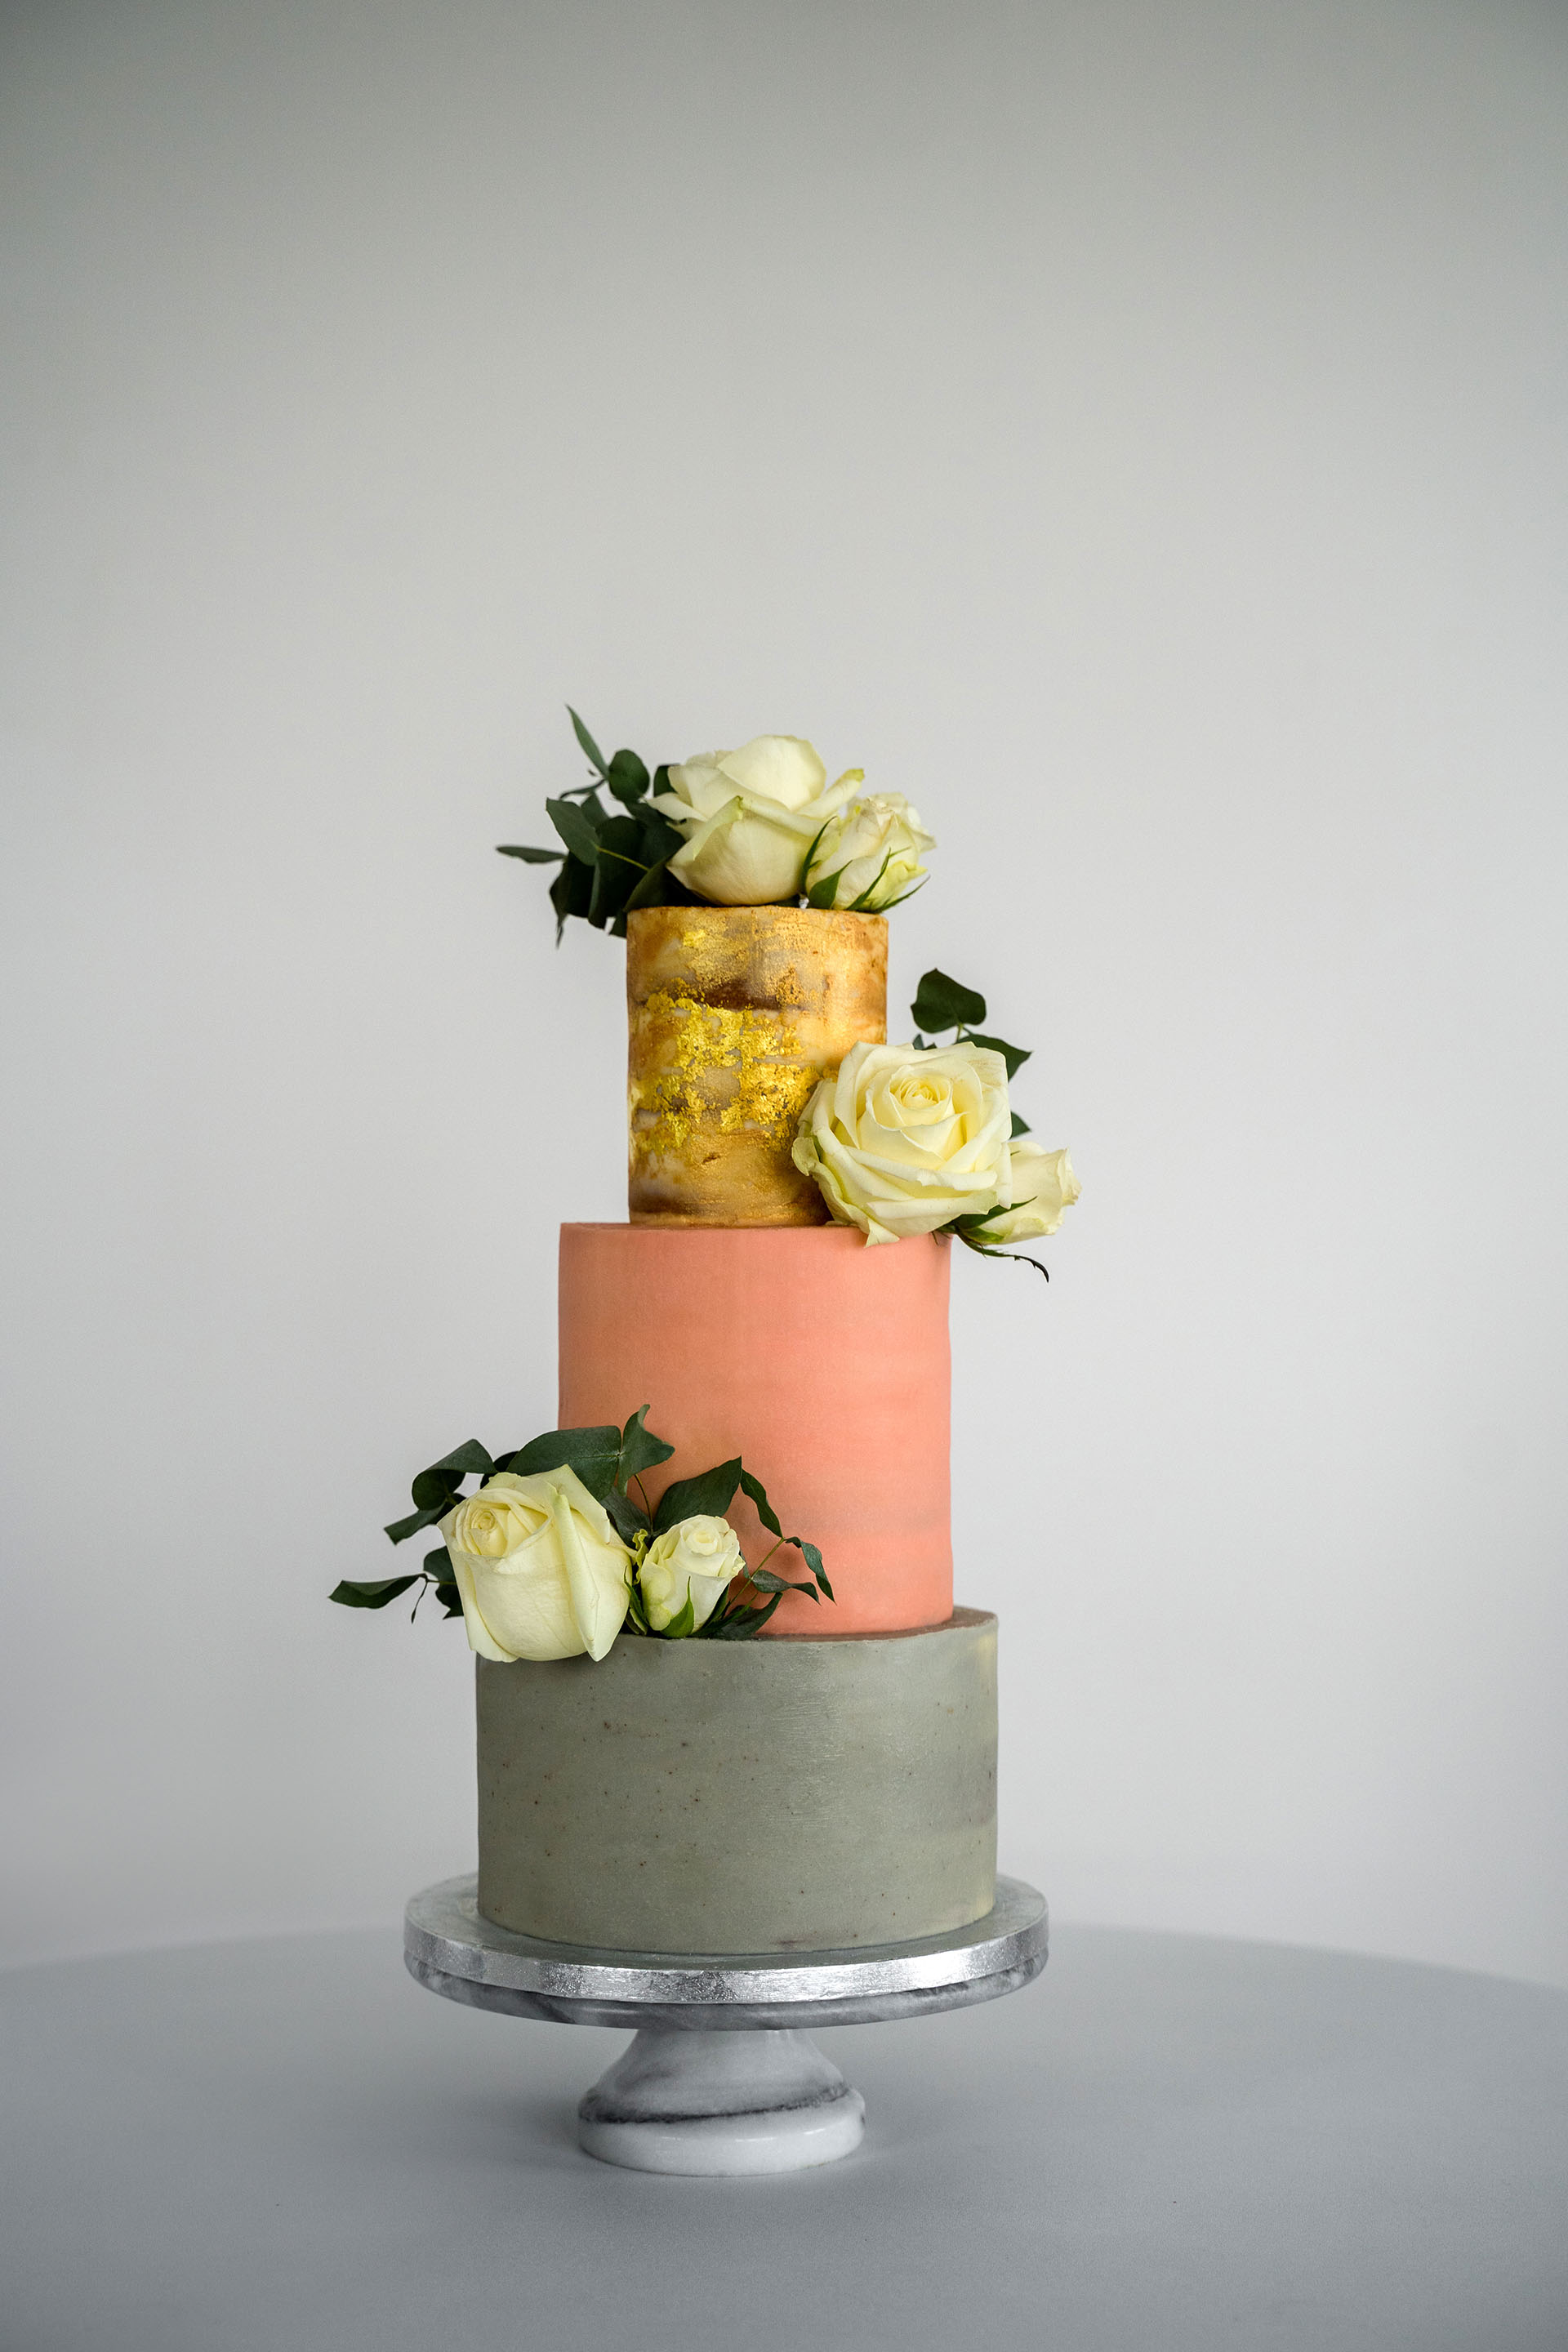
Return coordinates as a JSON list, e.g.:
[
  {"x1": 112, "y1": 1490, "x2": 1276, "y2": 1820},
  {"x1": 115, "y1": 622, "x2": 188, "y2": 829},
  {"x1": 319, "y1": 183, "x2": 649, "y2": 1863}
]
[
  {"x1": 499, "y1": 710, "x2": 933, "y2": 934},
  {"x1": 794, "y1": 964, "x2": 1080, "y2": 1274},
  {"x1": 501, "y1": 706, "x2": 1080, "y2": 1274},
  {"x1": 332, "y1": 1407, "x2": 831, "y2": 1660}
]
